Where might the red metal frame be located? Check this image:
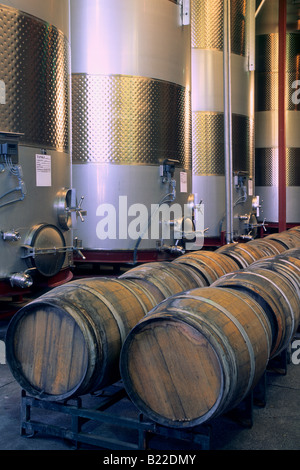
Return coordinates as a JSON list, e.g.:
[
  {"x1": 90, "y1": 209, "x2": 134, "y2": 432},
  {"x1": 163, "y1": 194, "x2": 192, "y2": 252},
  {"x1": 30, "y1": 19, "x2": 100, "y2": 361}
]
[
  {"x1": 73, "y1": 250, "x2": 178, "y2": 265},
  {"x1": 278, "y1": 0, "x2": 287, "y2": 232},
  {"x1": 202, "y1": 232, "x2": 226, "y2": 248},
  {"x1": 258, "y1": 221, "x2": 299, "y2": 238},
  {"x1": 73, "y1": 231, "x2": 228, "y2": 264}
]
